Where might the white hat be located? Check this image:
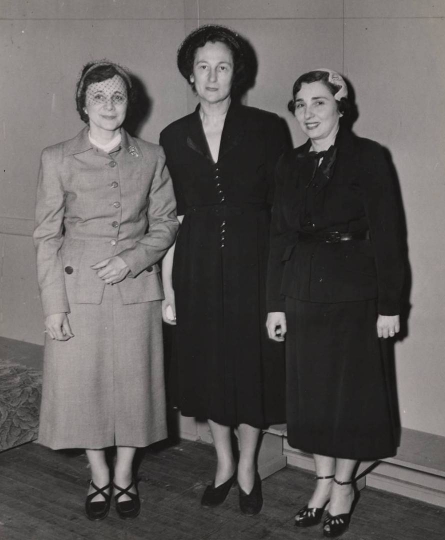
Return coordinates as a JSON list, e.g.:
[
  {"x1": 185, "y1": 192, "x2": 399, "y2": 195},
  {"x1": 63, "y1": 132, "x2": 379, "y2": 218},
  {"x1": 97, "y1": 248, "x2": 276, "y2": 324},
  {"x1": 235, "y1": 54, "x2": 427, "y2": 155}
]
[{"x1": 314, "y1": 68, "x2": 348, "y2": 100}]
